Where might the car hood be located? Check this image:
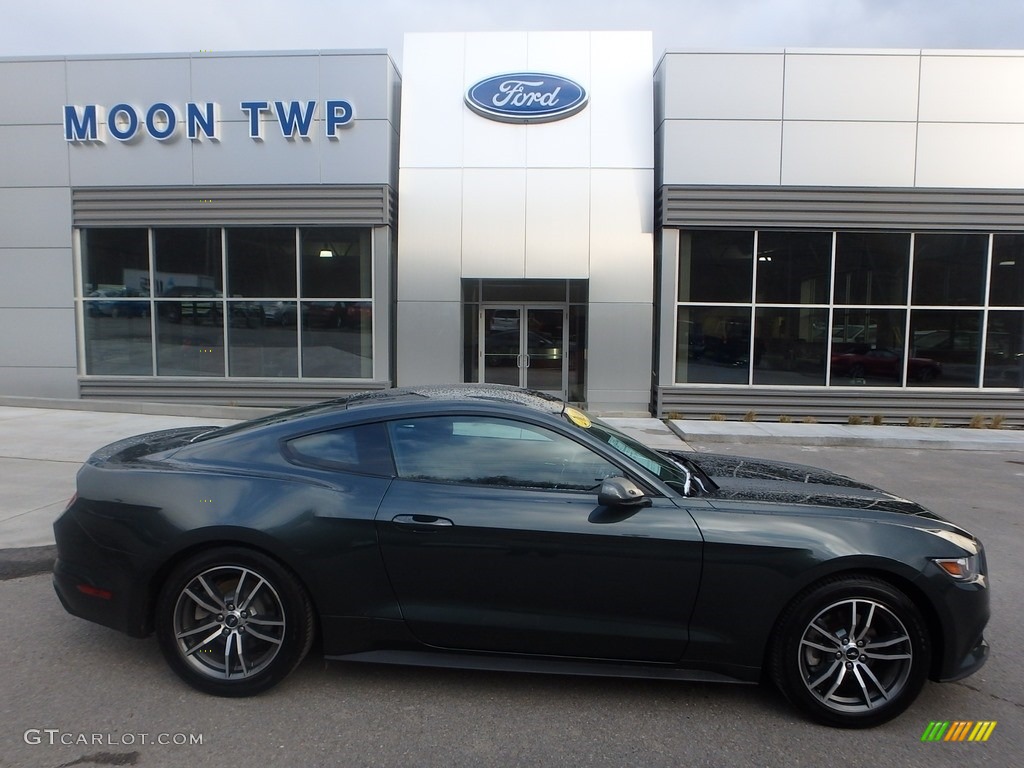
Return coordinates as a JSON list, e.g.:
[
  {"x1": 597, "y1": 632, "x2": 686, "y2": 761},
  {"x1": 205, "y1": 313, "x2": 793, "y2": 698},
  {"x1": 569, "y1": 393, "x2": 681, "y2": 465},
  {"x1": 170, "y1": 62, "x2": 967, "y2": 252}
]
[{"x1": 670, "y1": 451, "x2": 938, "y2": 518}]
